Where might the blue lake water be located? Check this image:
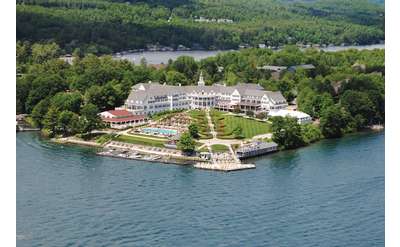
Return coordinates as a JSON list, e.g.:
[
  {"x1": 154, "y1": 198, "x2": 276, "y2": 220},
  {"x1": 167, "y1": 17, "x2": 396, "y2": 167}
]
[
  {"x1": 16, "y1": 131, "x2": 384, "y2": 246},
  {"x1": 116, "y1": 44, "x2": 384, "y2": 64}
]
